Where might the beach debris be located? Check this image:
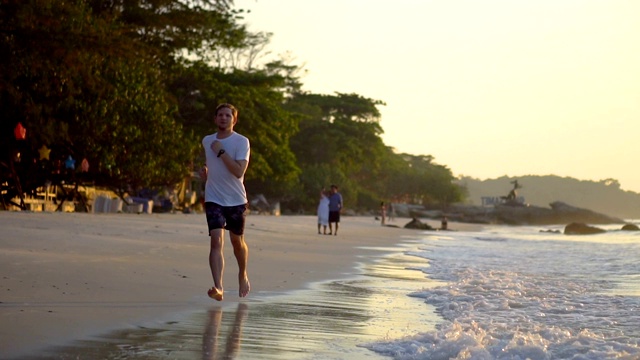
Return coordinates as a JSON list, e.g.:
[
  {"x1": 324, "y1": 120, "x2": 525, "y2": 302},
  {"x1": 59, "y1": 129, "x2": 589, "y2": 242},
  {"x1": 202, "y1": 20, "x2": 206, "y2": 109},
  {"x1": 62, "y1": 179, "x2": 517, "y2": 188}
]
[{"x1": 404, "y1": 218, "x2": 434, "y2": 230}]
